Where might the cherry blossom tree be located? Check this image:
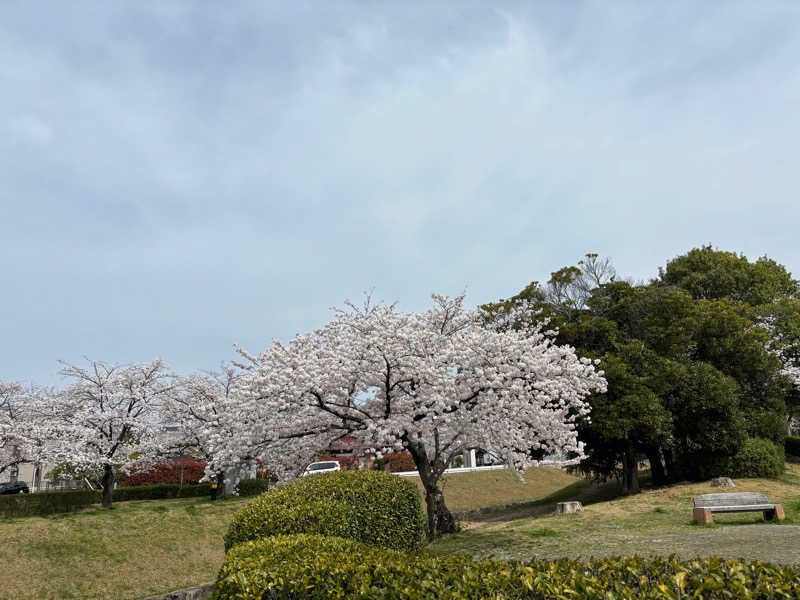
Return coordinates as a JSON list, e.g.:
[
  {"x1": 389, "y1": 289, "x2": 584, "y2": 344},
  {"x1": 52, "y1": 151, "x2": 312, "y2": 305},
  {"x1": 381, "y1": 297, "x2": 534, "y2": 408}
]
[
  {"x1": 777, "y1": 348, "x2": 800, "y2": 434},
  {"x1": 233, "y1": 293, "x2": 606, "y2": 538},
  {"x1": 0, "y1": 382, "x2": 56, "y2": 486},
  {"x1": 158, "y1": 365, "x2": 266, "y2": 492},
  {"x1": 758, "y1": 317, "x2": 800, "y2": 432},
  {"x1": 39, "y1": 359, "x2": 175, "y2": 507},
  {"x1": 0, "y1": 381, "x2": 28, "y2": 477}
]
